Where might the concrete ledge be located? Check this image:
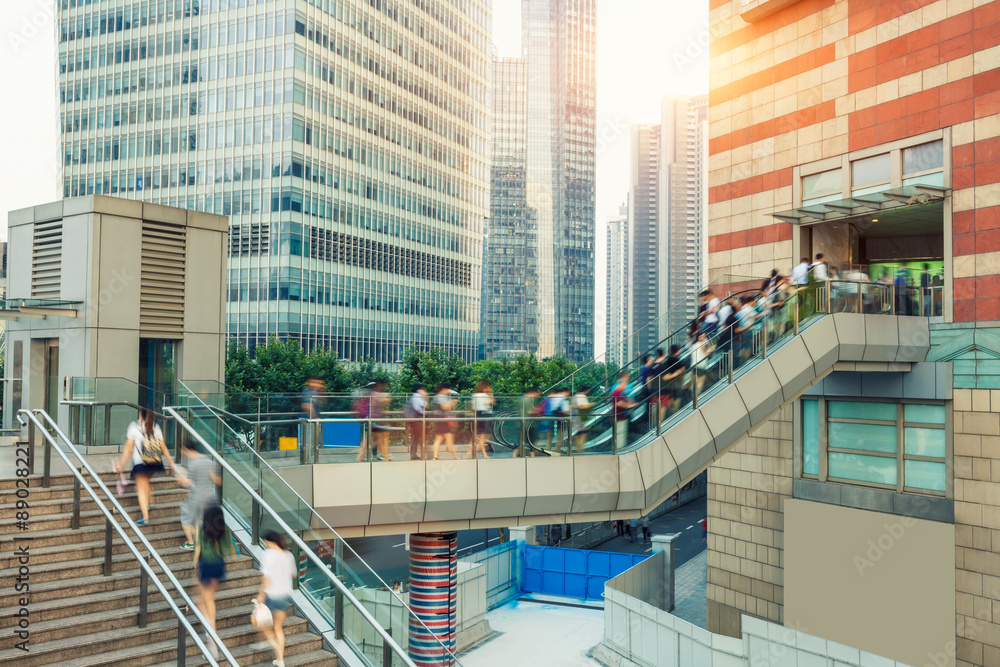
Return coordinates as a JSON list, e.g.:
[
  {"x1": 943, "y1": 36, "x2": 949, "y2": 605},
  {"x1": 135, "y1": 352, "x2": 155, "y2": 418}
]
[{"x1": 794, "y1": 478, "x2": 953, "y2": 524}]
